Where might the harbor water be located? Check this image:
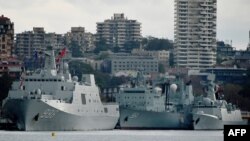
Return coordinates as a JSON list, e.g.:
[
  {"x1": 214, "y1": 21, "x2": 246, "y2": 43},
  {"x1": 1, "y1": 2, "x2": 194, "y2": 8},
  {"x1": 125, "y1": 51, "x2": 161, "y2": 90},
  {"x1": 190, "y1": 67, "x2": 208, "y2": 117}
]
[{"x1": 0, "y1": 130, "x2": 223, "y2": 141}]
